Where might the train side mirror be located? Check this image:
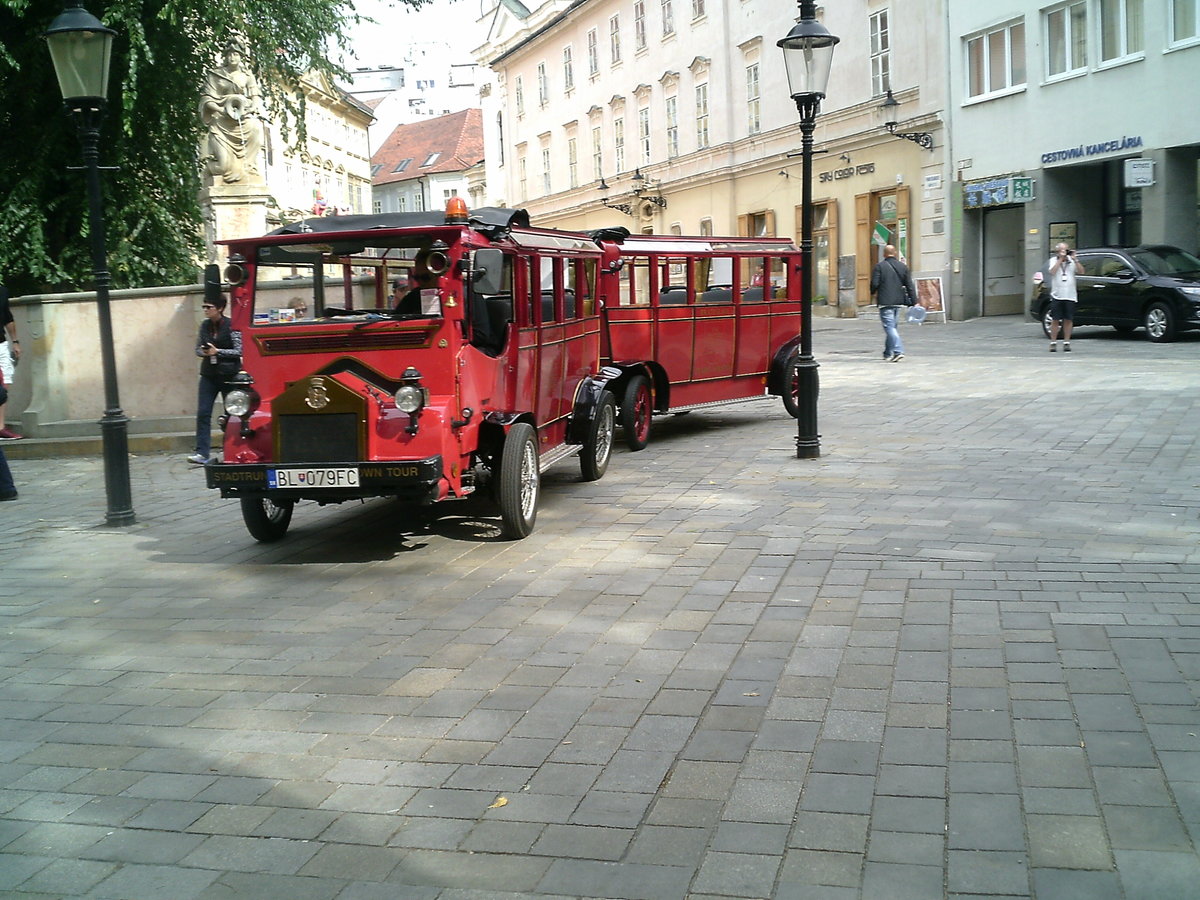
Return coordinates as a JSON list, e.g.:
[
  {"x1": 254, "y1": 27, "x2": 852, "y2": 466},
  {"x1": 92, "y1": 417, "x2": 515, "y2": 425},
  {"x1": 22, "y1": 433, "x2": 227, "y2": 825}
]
[{"x1": 473, "y1": 248, "x2": 505, "y2": 295}]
